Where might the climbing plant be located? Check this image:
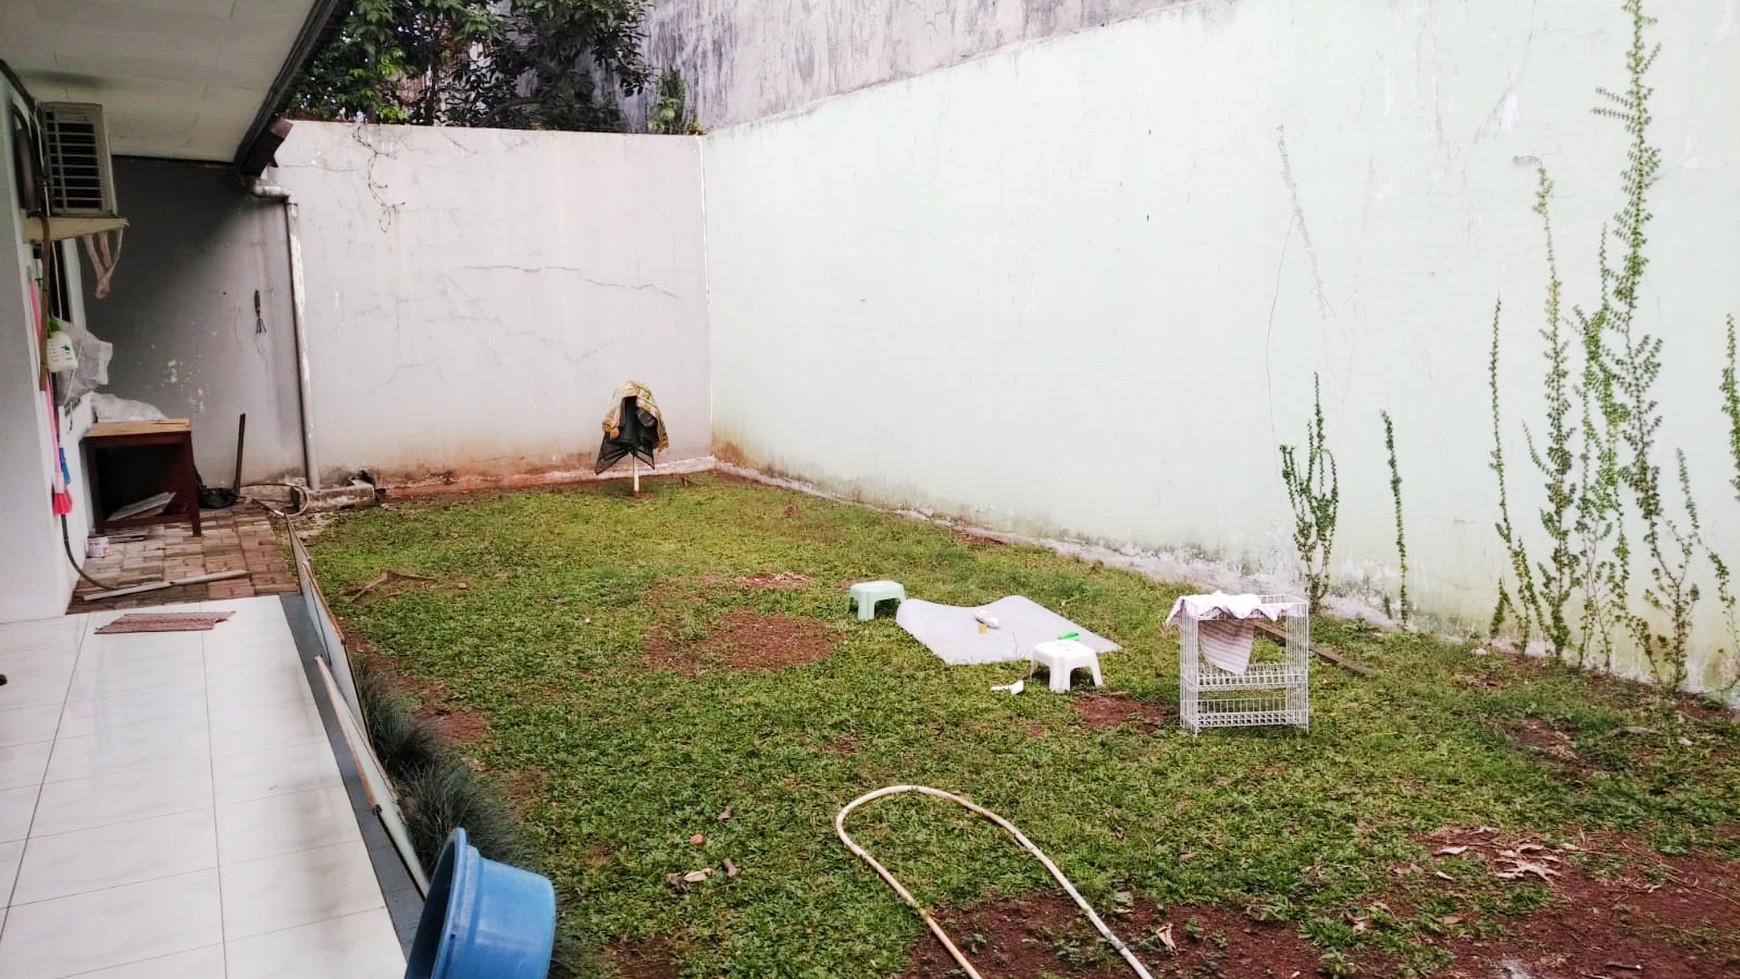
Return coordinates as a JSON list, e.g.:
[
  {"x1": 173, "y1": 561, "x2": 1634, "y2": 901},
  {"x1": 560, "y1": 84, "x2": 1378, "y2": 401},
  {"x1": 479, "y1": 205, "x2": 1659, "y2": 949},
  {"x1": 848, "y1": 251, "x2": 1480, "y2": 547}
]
[
  {"x1": 1280, "y1": 374, "x2": 1339, "y2": 610},
  {"x1": 1381, "y1": 410, "x2": 1410, "y2": 625},
  {"x1": 1713, "y1": 315, "x2": 1740, "y2": 688},
  {"x1": 1489, "y1": 299, "x2": 1542, "y2": 646},
  {"x1": 1522, "y1": 168, "x2": 1579, "y2": 659},
  {"x1": 1488, "y1": 0, "x2": 1726, "y2": 693},
  {"x1": 1595, "y1": 0, "x2": 1701, "y2": 692}
]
